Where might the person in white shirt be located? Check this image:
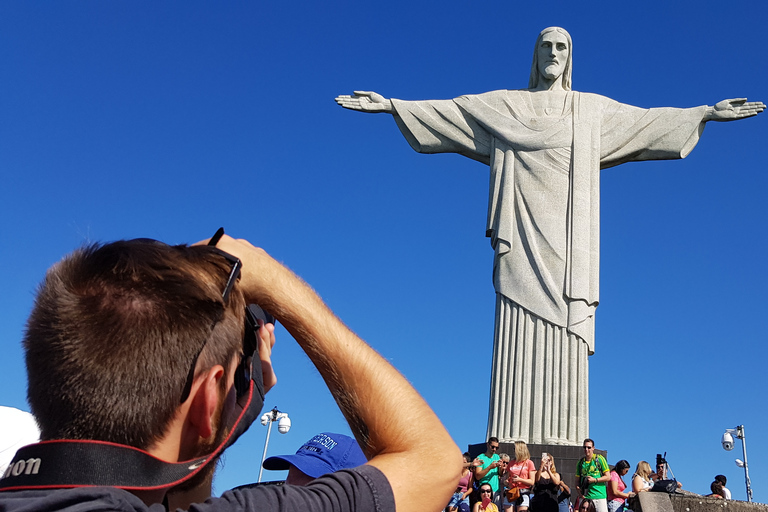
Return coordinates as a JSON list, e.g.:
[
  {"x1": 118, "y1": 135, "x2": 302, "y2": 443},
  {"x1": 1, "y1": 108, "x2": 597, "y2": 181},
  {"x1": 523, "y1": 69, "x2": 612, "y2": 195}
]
[
  {"x1": 0, "y1": 407, "x2": 40, "y2": 476},
  {"x1": 714, "y1": 475, "x2": 731, "y2": 500}
]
